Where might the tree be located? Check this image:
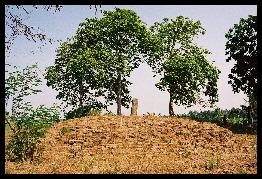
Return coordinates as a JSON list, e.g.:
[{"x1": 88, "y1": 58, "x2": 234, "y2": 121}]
[
  {"x1": 47, "y1": 8, "x2": 151, "y2": 115},
  {"x1": 5, "y1": 5, "x2": 101, "y2": 56},
  {"x1": 45, "y1": 37, "x2": 107, "y2": 115},
  {"x1": 5, "y1": 64, "x2": 60, "y2": 162},
  {"x1": 5, "y1": 5, "x2": 62, "y2": 56},
  {"x1": 5, "y1": 64, "x2": 42, "y2": 119},
  {"x1": 147, "y1": 16, "x2": 220, "y2": 116},
  {"x1": 225, "y1": 15, "x2": 257, "y2": 123},
  {"x1": 97, "y1": 8, "x2": 151, "y2": 115}
]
